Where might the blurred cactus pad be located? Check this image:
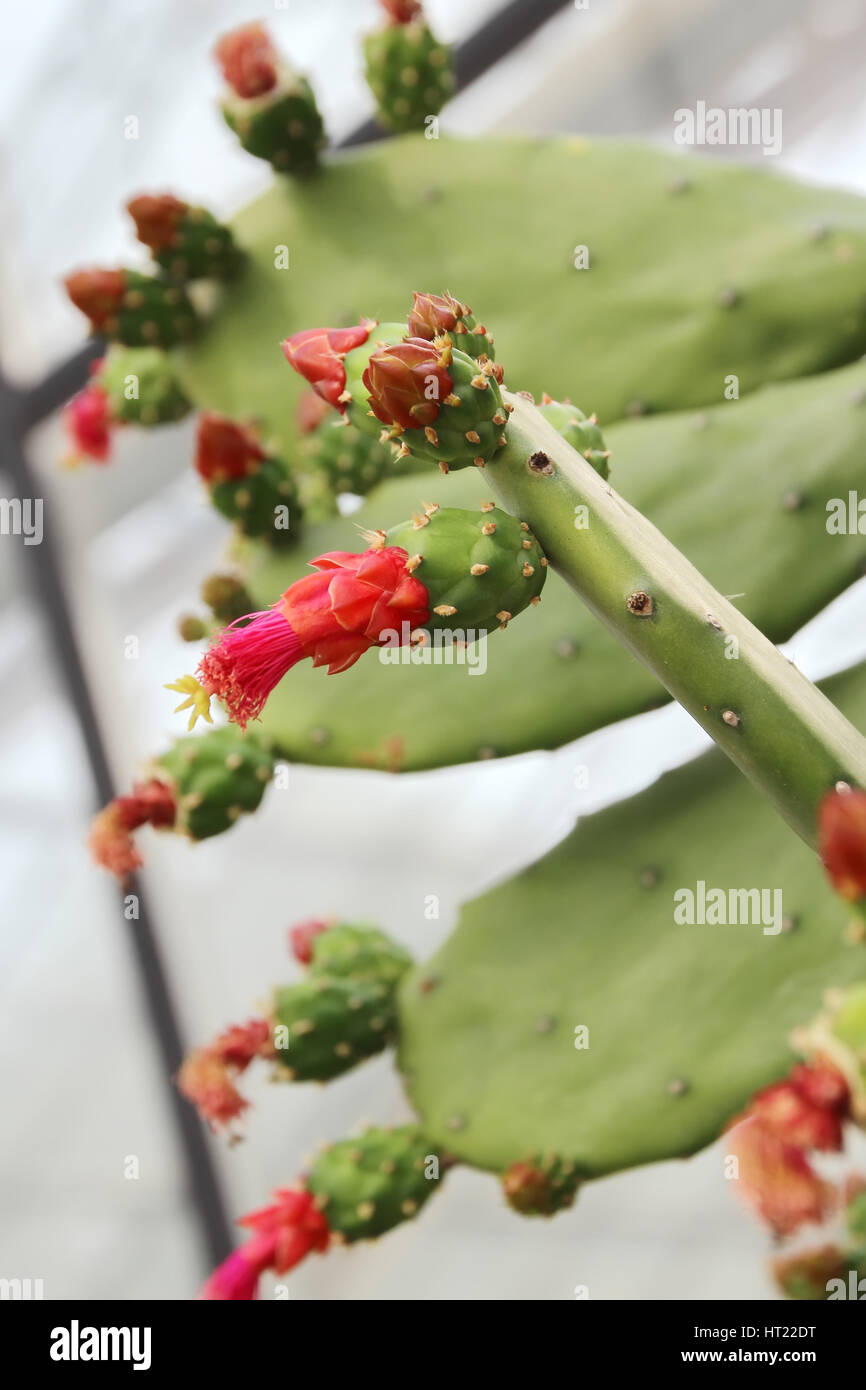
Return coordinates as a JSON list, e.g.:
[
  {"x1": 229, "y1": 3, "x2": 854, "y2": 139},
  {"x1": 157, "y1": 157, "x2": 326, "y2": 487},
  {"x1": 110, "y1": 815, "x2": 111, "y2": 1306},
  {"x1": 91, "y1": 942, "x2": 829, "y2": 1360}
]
[
  {"x1": 173, "y1": 135, "x2": 866, "y2": 770},
  {"x1": 397, "y1": 662, "x2": 866, "y2": 1176}
]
